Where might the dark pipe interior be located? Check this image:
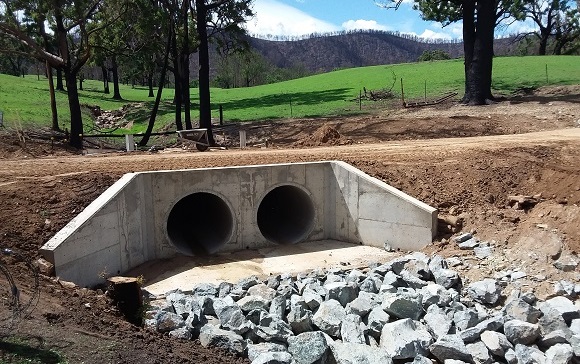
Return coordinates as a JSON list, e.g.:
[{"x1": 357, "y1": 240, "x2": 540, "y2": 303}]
[
  {"x1": 167, "y1": 192, "x2": 233, "y2": 255},
  {"x1": 257, "y1": 185, "x2": 315, "y2": 245}
]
